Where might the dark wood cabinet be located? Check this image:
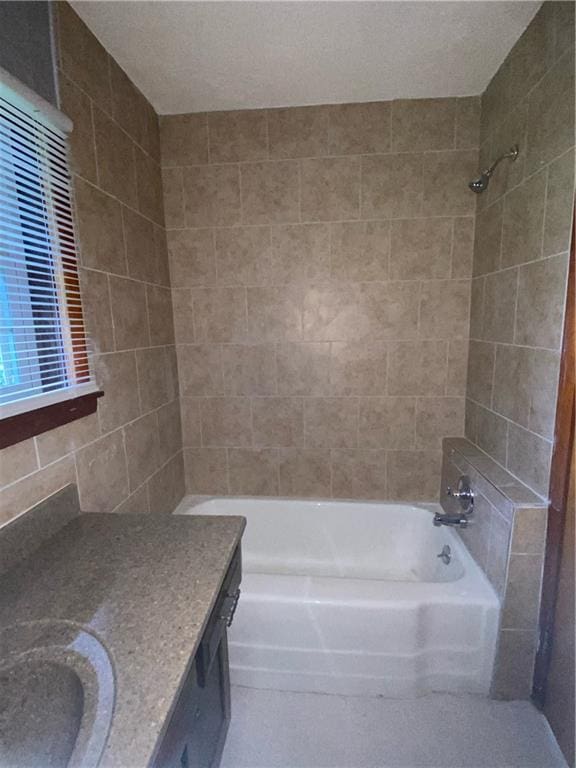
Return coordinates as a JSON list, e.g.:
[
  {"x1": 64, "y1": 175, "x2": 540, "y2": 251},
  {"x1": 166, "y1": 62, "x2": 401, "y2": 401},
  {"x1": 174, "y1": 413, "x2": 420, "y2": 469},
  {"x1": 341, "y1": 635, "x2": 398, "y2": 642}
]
[{"x1": 153, "y1": 547, "x2": 241, "y2": 768}]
